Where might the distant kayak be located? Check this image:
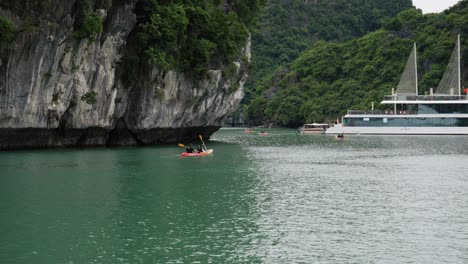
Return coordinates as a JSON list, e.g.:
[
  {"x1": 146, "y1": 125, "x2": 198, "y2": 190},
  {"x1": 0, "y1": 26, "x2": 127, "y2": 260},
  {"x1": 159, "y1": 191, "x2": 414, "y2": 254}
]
[
  {"x1": 335, "y1": 133, "x2": 345, "y2": 141},
  {"x1": 259, "y1": 132, "x2": 269, "y2": 136},
  {"x1": 181, "y1": 149, "x2": 214, "y2": 157}
]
